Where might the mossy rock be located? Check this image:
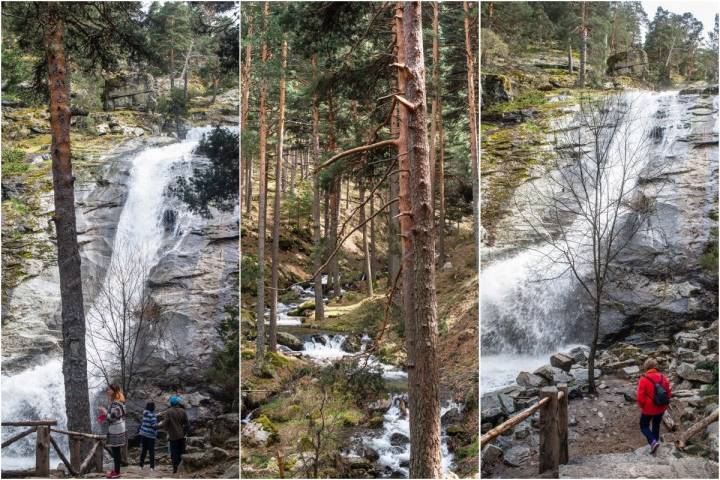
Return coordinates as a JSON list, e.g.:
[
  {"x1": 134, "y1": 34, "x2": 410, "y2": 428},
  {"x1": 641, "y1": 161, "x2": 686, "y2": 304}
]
[
  {"x1": 368, "y1": 414, "x2": 384, "y2": 429},
  {"x1": 288, "y1": 300, "x2": 315, "y2": 316},
  {"x1": 266, "y1": 351, "x2": 291, "y2": 368},
  {"x1": 446, "y1": 424, "x2": 466, "y2": 435},
  {"x1": 337, "y1": 409, "x2": 364, "y2": 427},
  {"x1": 255, "y1": 414, "x2": 279, "y2": 443}
]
